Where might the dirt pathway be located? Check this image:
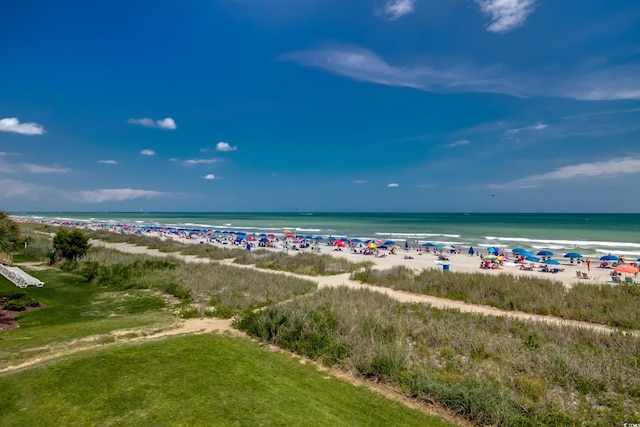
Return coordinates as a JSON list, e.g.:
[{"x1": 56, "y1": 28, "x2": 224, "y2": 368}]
[{"x1": 93, "y1": 240, "x2": 638, "y2": 336}]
